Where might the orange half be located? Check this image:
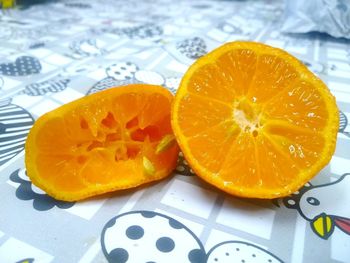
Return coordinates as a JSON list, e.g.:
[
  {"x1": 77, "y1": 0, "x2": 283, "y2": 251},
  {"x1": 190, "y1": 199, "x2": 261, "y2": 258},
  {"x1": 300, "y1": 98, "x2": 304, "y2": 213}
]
[
  {"x1": 172, "y1": 41, "x2": 339, "y2": 199},
  {"x1": 25, "y1": 84, "x2": 179, "y2": 201}
]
